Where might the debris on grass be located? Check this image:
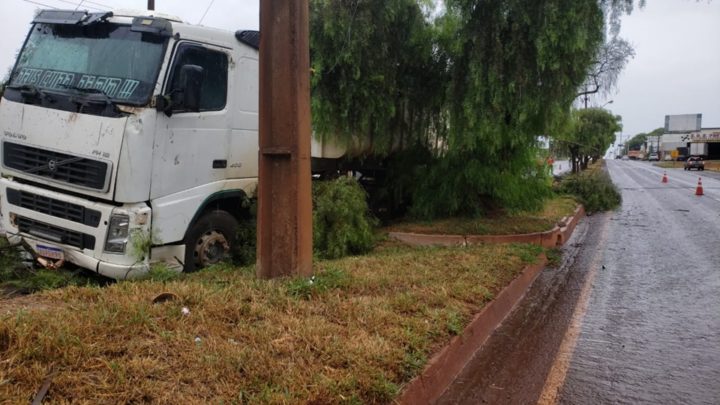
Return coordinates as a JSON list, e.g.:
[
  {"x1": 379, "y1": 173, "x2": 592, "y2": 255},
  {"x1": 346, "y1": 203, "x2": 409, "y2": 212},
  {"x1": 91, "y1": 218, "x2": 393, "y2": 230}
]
[{"x1": 151, "y1": 292, "x2": 180, "y2": 304}]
